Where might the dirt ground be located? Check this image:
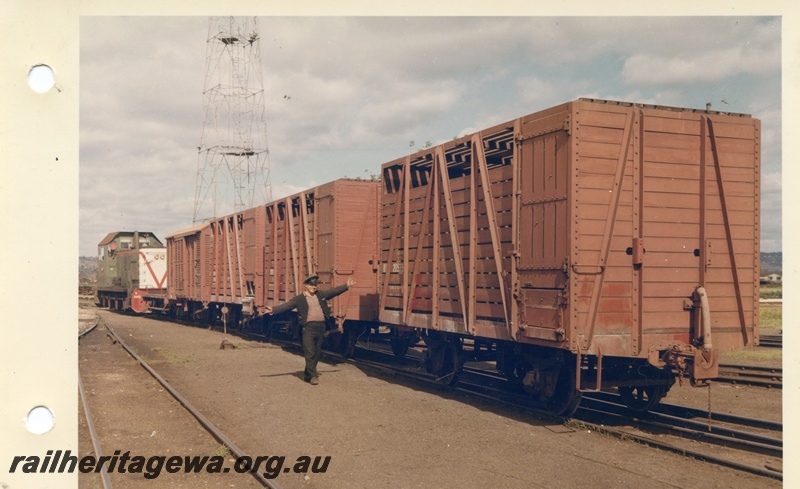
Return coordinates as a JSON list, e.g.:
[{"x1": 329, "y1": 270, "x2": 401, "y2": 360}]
[
  {"x1": 79, "y1": 308, "x2": 782, "y2": 489},
  {"x1": 79, "y1": 314, "x2": 263, "y2": 488}
]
